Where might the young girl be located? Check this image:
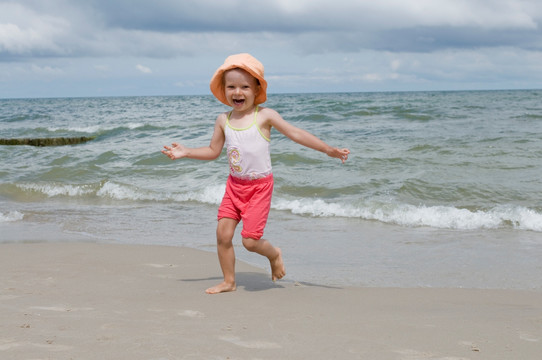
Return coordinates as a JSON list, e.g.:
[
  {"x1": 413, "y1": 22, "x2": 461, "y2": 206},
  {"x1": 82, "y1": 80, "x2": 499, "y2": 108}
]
[{"x1": 162, "y1": 53, "x2": 350, "y2": 294}]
